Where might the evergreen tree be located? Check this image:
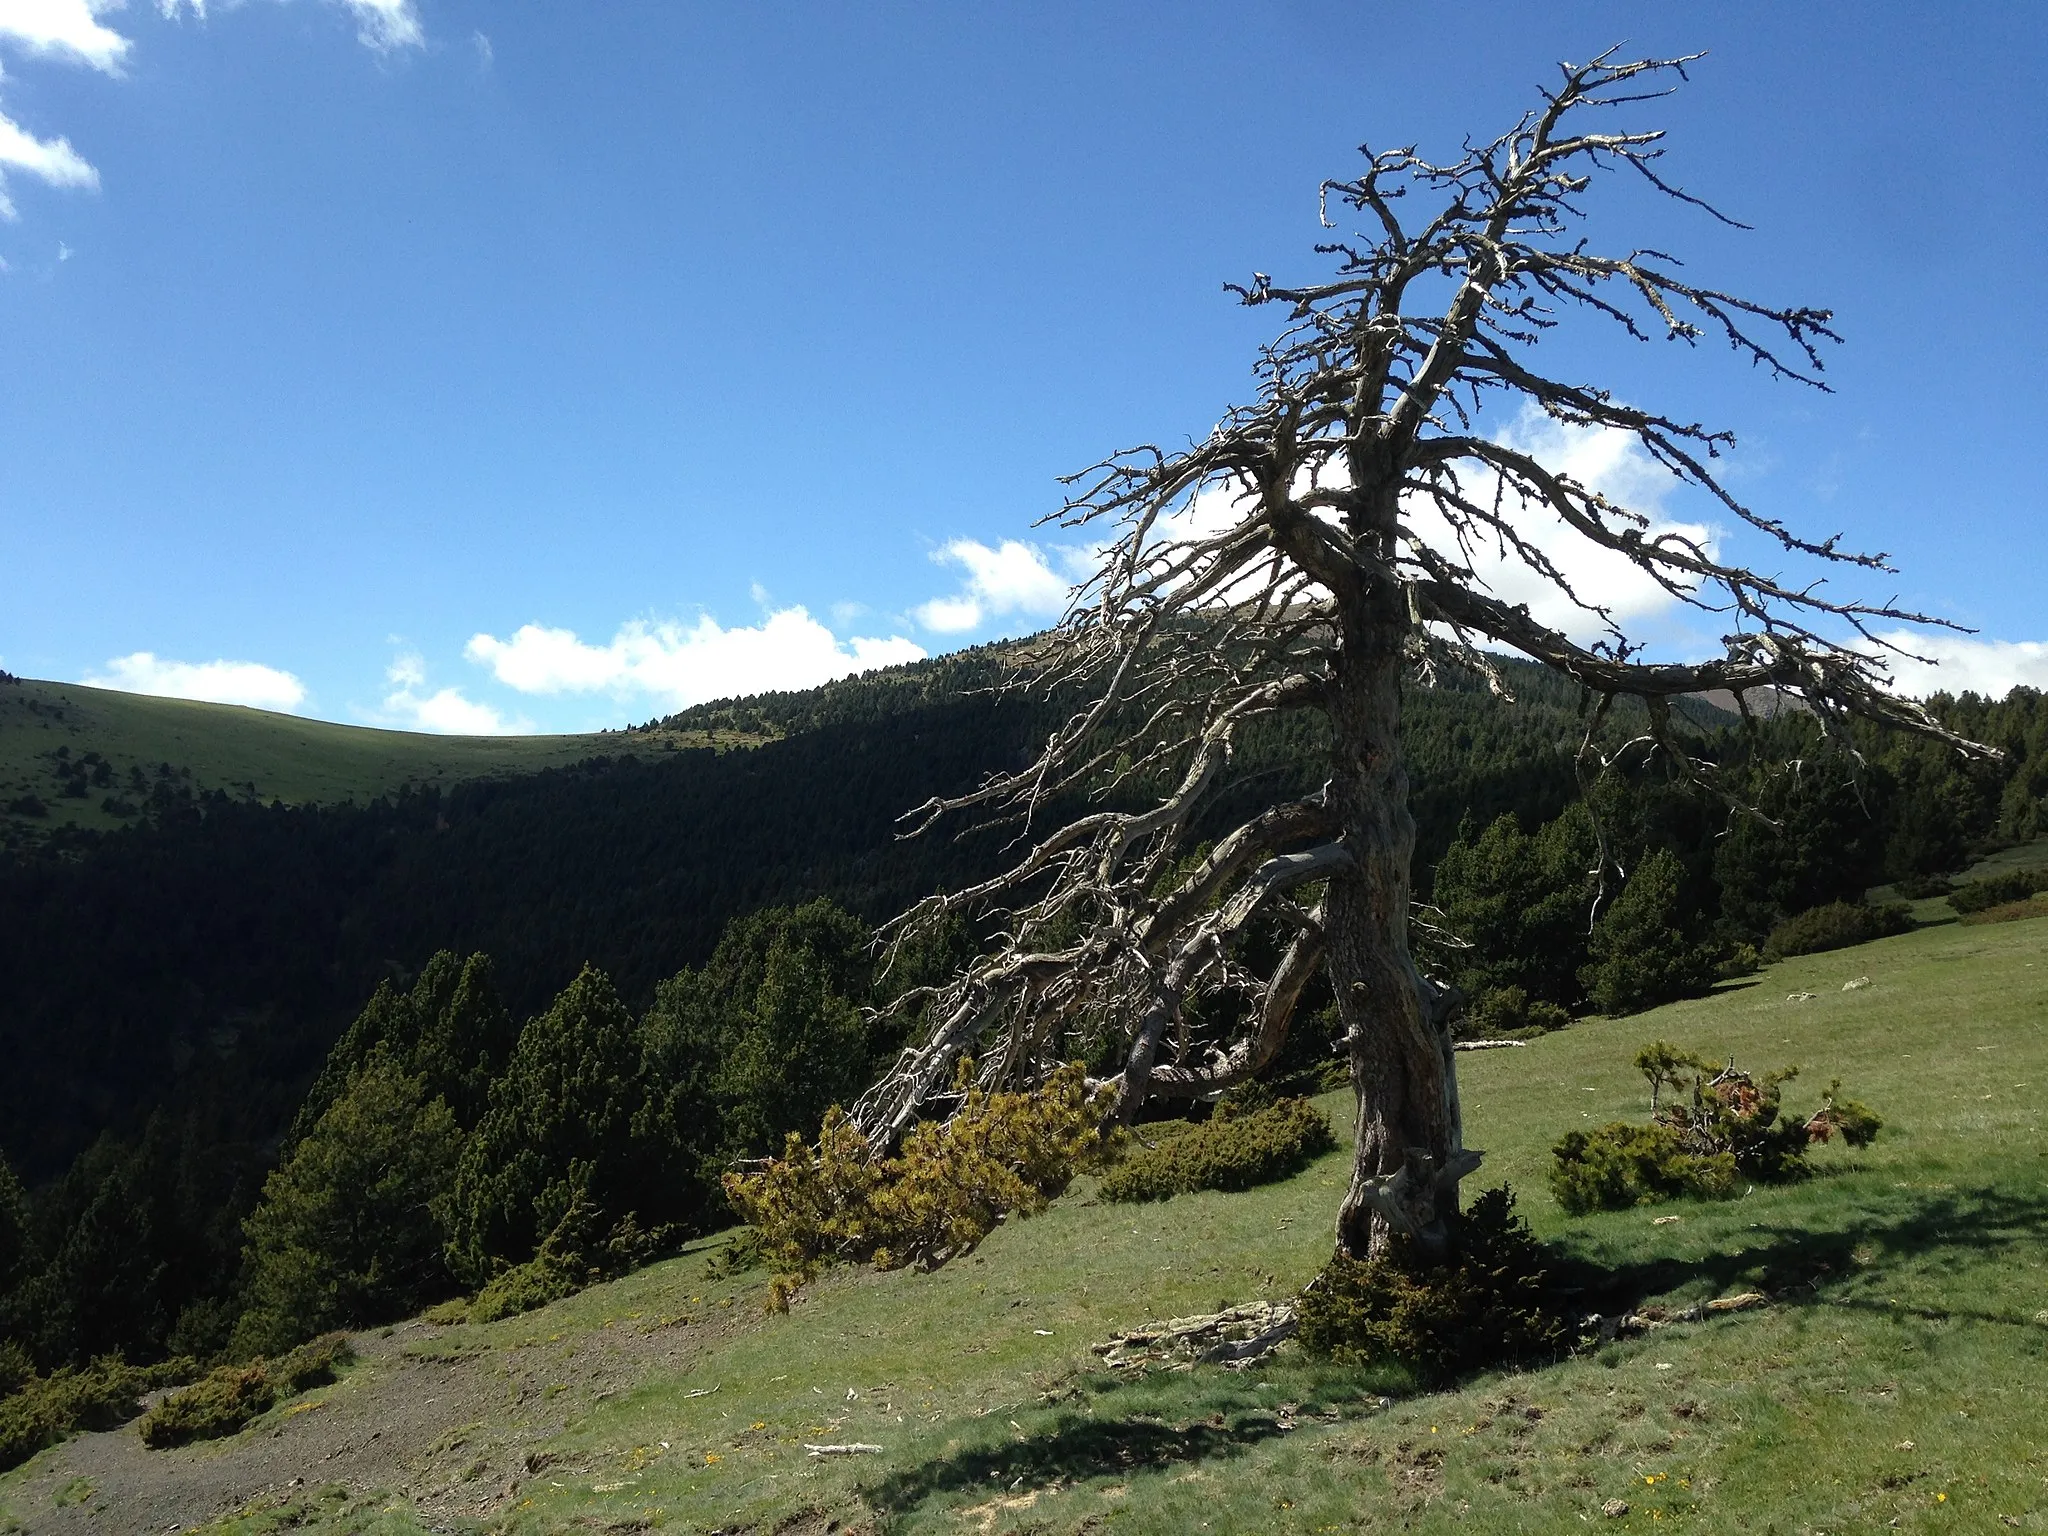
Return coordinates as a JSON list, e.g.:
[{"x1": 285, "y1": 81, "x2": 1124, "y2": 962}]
[
  {"x1": 0, "y1": 1155, "x2": 31, "y2": 1359},
  {"x1": 443, "y1": 965, "x2": 646, "y2": 1284},
  {"x1": 1714, "y1": 760, "x2": 1885, "y2": 940},
  {"x1": 1582, "y1": 849, "x2": 1716, "y2": 1017},
  {"x1": 637, "y1": 900, "x2": 878, "y2": 1224},
  {"x1": 232, "y1": 1055, "x2": 463, "y2": 1357},
  {"x1": 1431, "y1": 807, "x2": 1599, "y2": 1008},
  {"x1": 410, "y1": 952, "x2": 520, "y2": 1129},
  {"x1": 289, "y1": 951, "x2": 513, "y2": 1147},
  {"x1": 0, "y1": 1156, "x2": 26, "y2": 1299},
  {"x1": 11, "y1": 1151, "x2": 166, "y2": 1367}
]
